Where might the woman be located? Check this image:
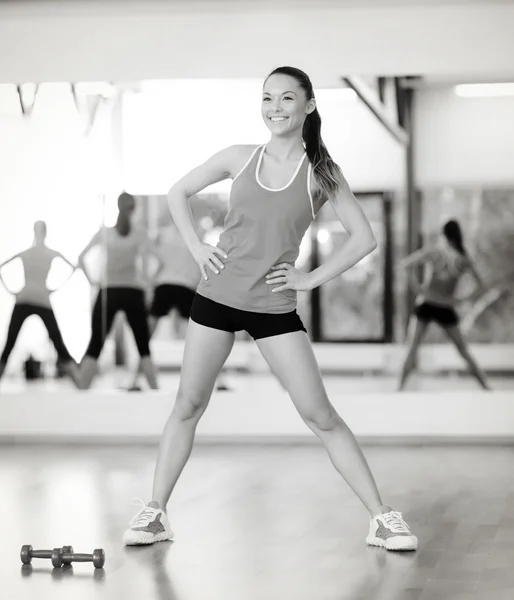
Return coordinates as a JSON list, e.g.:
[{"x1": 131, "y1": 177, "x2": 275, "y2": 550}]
[
  {"x1": 123, "y1": 67, "x2": 418, "y2": 552},
  {"x1": 0, "y1": 221, "x2": 79, "y2": 385},
  {"x1": 76, "y1": 192, "x2": 160, "y2": 390},
  {"x1": 398, "y1": 219, "x2": 490, "y2": 390}
]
